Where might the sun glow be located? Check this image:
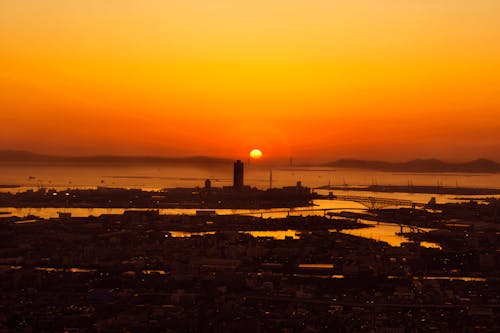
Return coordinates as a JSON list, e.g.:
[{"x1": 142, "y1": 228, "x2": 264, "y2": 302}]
[
  {"x1": 250, "y1": 149, "x2": 263, "y2": 159},
  {"x1": 0, "y1": 2, "x2": 499, "y2": 160}
]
